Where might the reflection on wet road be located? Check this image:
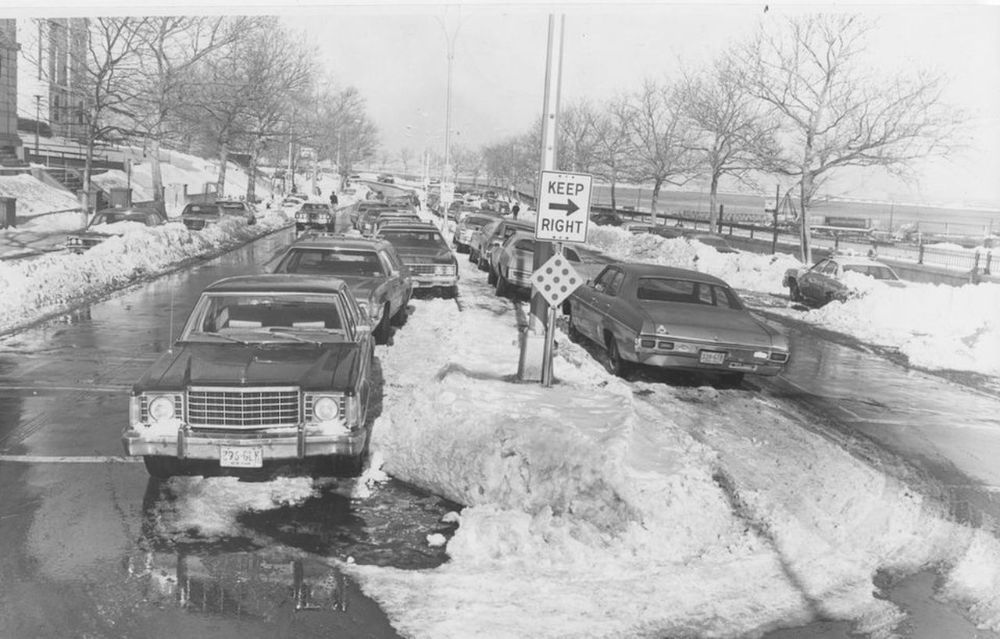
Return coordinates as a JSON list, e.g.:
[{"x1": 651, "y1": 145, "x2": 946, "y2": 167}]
[{"x1": 0, "y1": 221, "x2": 460, "y2": 638}]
